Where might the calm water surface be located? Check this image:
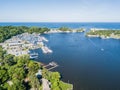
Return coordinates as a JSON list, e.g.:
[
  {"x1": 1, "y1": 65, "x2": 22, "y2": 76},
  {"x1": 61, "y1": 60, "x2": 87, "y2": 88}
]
[
  {"x1": 37, "y1": 33, "x2": 120, "y2": 90},
  {"x1": 1, "y1": 23, "x2": 120, "y2": 90}
]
